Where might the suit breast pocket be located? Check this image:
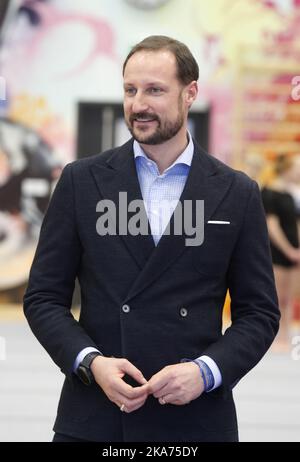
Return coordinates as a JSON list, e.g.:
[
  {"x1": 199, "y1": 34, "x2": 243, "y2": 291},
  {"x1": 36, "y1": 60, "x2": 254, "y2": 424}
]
[{"x1": 192, "y1": 224, "x2": 237, "y2": 277}]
